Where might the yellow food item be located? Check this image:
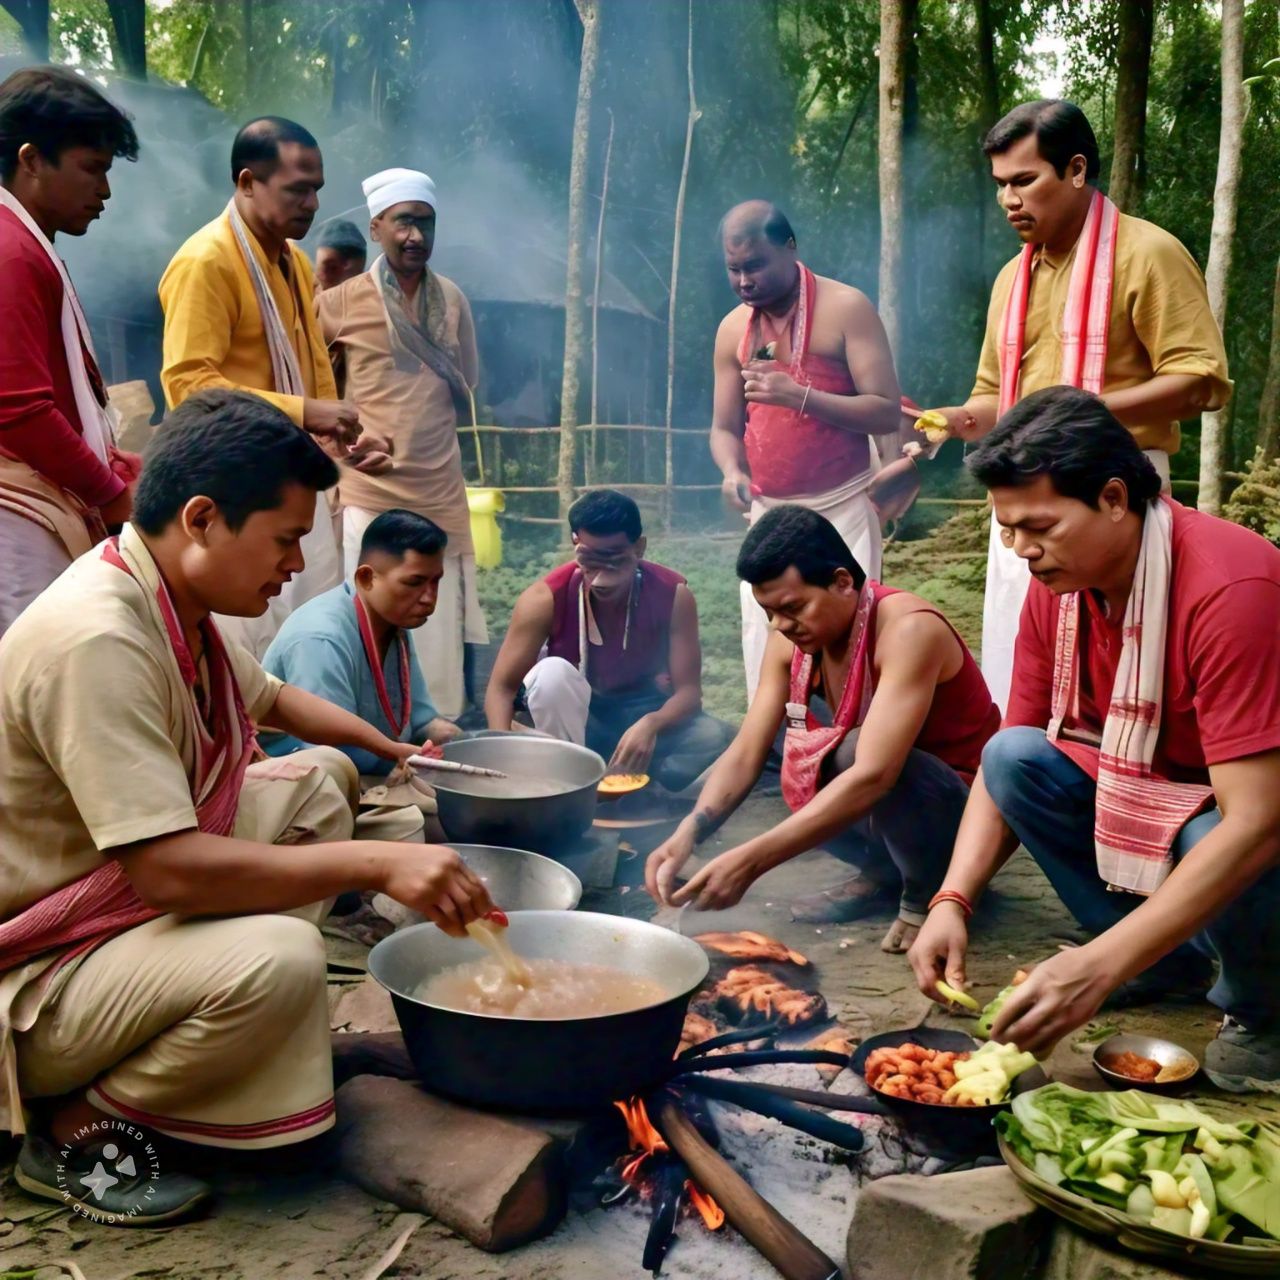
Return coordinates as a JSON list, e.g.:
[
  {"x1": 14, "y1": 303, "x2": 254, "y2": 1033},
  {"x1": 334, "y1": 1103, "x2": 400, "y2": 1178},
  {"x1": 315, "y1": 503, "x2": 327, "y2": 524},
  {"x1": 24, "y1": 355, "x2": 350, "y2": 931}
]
[
  {"x1": 936, "y1": 979, "x2": 980, "y2": 1012},
  {"x1": 598, "y1": 773, "x2": 650, "y2": 795},
  {"x1": 914, "y1": 409, "x2": 949, "y2": 445}
]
